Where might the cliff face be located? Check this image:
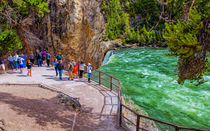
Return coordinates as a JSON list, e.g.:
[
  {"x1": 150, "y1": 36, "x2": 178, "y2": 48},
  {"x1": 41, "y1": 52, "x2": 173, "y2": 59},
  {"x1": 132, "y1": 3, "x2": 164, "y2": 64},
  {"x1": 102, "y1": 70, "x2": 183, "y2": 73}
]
[{"x1": 32, "y1": 0, "x2": 108, "y2": 68}]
